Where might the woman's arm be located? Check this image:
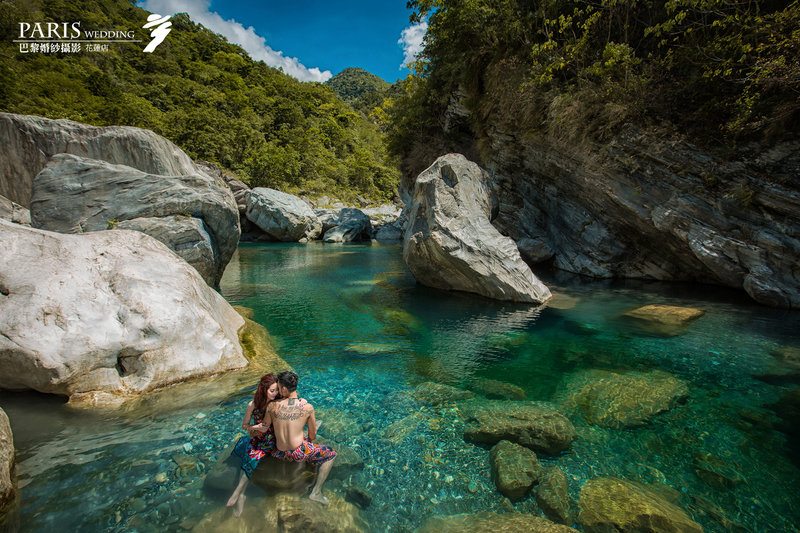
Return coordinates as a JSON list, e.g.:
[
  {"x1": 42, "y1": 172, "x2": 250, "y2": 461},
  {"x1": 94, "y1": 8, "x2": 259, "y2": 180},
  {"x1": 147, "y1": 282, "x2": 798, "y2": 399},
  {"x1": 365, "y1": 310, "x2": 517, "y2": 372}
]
[{"x1": 241, "y1": 401, "x2": 255, "y2": 432}]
